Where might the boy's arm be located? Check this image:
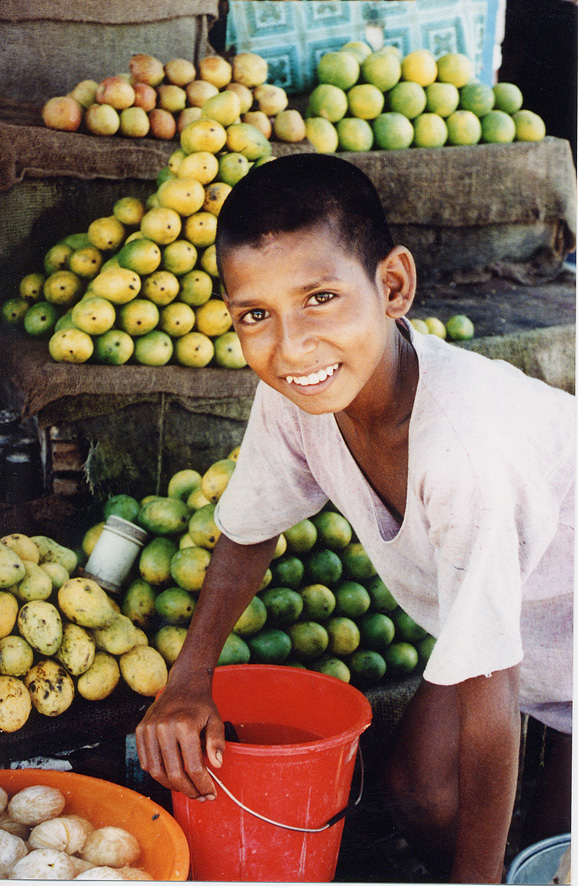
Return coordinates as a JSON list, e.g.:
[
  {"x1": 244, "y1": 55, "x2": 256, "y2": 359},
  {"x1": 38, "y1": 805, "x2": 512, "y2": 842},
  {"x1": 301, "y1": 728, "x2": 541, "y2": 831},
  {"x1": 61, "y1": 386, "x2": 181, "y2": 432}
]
[
  {"x1": 451, "y1": 665, "x2": 521, "y2": 884},
  {"x1": 135, "y1": 531, "x2": 279, "y2": 800}
]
